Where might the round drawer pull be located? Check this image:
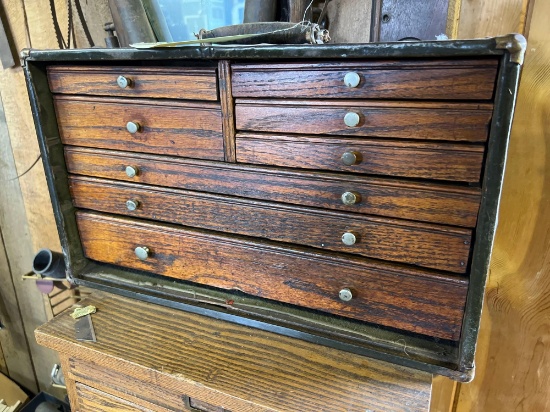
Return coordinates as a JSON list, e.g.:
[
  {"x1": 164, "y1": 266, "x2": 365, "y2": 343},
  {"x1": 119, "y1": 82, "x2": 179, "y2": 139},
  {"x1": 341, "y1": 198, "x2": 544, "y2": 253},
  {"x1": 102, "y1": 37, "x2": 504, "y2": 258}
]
[
  {"x1": 339, "y1": 288, "x2": 354, "y2": 302},
  {"x1": 125, "y1": 165, "x2": 139, "y2": 178},
  {"x1": 126, "y1": 199, "x2": 140, "y2": 211},
  {"x1": 341, "y1": 191, "x2": 360, "y2": 205},
  {"x1": 135, "y1": 246, "x2": 150, "y2": 260},
  {"x1": 126, "y1": 121, "x2": 141, "y2": 134},
  {"x1": 343, "y1": 72, "x2": 361, "y2": 88},
  {"x1": 341, "y1": 151, "x2": 359, "y2": 166},
  {"x1": 344, "y1": 111, "x2": 361, "y2": 127},
  {"x1": 117, "y1": 75, "x2": 132, "y2": 89},
  {"x1": 341, "y1": 232, "x2": 357, "y2": 246}
]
